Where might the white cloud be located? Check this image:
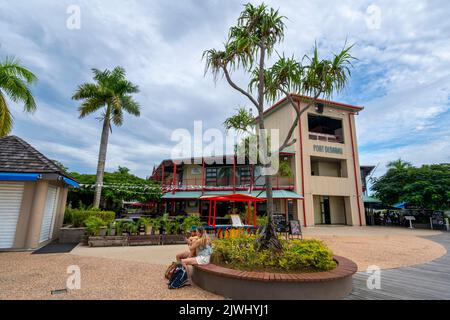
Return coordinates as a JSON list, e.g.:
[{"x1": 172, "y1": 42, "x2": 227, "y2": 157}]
[{"x1": 1, "y1": 0, "x2": 449, "y2": 178}]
